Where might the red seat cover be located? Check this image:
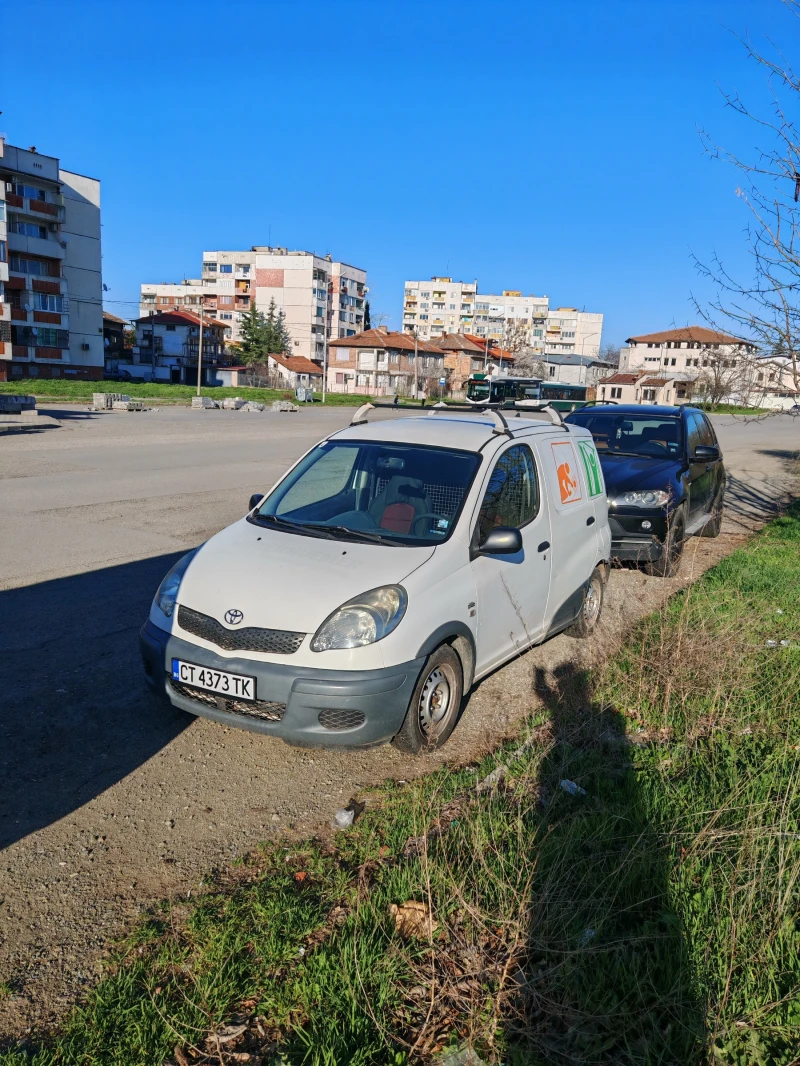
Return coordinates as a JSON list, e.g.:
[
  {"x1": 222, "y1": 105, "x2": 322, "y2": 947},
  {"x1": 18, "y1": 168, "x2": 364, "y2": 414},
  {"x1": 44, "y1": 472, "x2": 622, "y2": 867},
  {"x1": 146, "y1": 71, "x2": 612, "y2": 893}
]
[{"x1": 380, "y1": 502, "x2": 416, "y2": 533}]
